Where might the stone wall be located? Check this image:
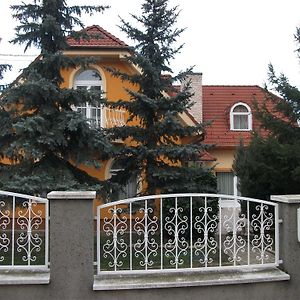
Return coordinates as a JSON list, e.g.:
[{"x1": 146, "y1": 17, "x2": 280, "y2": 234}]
[{"x1": 0, "y1": 193, "x2": 300, "y2": 300}]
